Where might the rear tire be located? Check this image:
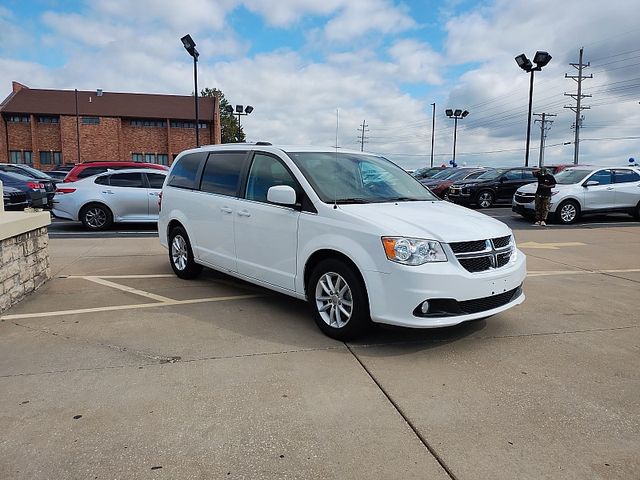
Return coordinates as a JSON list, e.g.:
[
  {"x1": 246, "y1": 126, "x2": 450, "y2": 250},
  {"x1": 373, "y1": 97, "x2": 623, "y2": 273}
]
[
  {"x1": 169, "y1": 226, "x2": 202, "y2": 279},
  {"x1": 556, "y1": 200, "x2": 580, "y2": 225},
  {"x1": 476, "y1": 190, "x2": 494, "y2": 209},
  {"x1": 307, "y1": 259, "x2": 370, "y2": 341},
  {"x1": 80, "y1": 203, "x2": 113, "y2": 231}
]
